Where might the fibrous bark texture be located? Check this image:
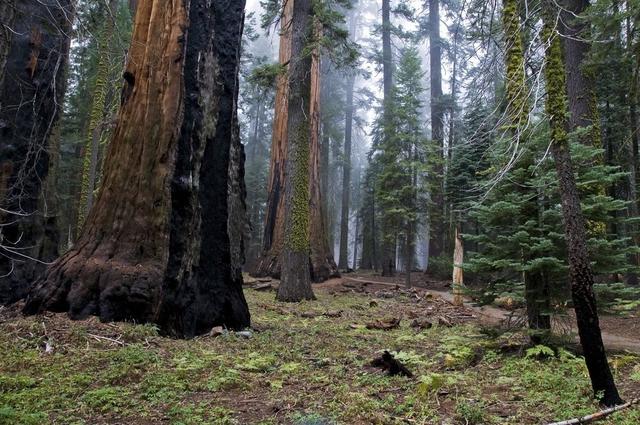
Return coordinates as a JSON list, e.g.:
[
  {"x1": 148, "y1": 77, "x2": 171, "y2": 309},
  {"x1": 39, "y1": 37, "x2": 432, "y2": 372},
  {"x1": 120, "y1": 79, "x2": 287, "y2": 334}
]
[
  {"x1": 0, "y1": 0, "x2": 71, "y2": 304},
  {"x1": 24, "y1": 0, "x2": 250, "y2": 338},
  {"x1": 253, "y1": 0, "x2": 337, "y2": 282},
  {"x1": 254, "y1": 0, "x2": 293, "y2": 280},
  {"x1": 277, "y1": 0, "x2": 316, "y2": 302}
]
